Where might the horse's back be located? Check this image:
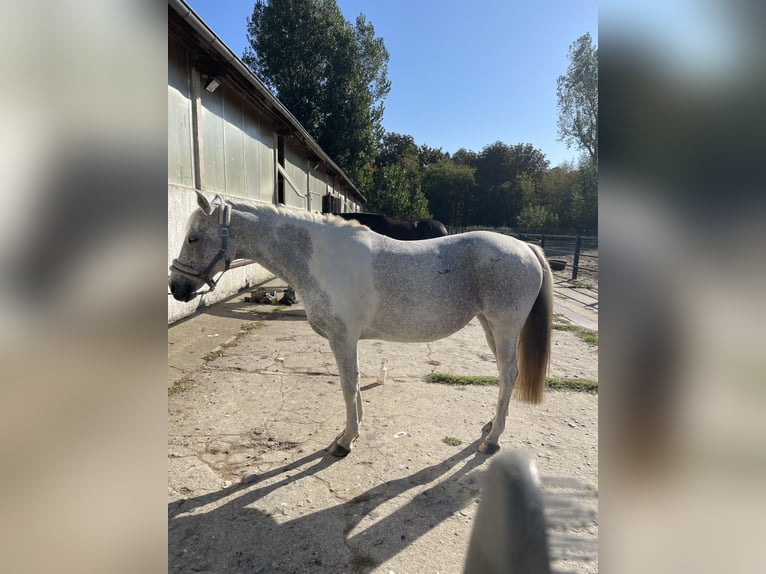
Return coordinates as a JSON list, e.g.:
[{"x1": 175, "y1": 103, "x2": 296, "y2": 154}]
[
  {"x1": 360, "y1": 231, "x2": 542, "y2": 341},
  {"x1": 370, "y1": 231, "x2": 539, "y2": 283}
]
